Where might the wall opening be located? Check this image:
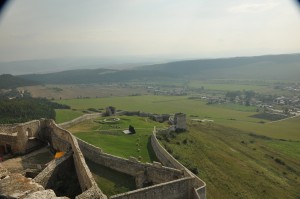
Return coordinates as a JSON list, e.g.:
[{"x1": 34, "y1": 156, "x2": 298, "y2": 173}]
[
  {"x1": 5, "y1": 144, "x2": 12, "y2": 154},
  {"x1": 26, "y1": 128, "x2": 33, "y2": 138},
  {"x1": 0, "y1": 145, "x2": 5, "y2": 155}
]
